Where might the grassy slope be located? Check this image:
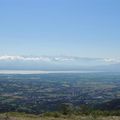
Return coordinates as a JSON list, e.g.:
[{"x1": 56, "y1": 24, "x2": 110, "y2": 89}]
[{"x1": 0, "y1": 113, "x2": 120, "y2": 120}]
